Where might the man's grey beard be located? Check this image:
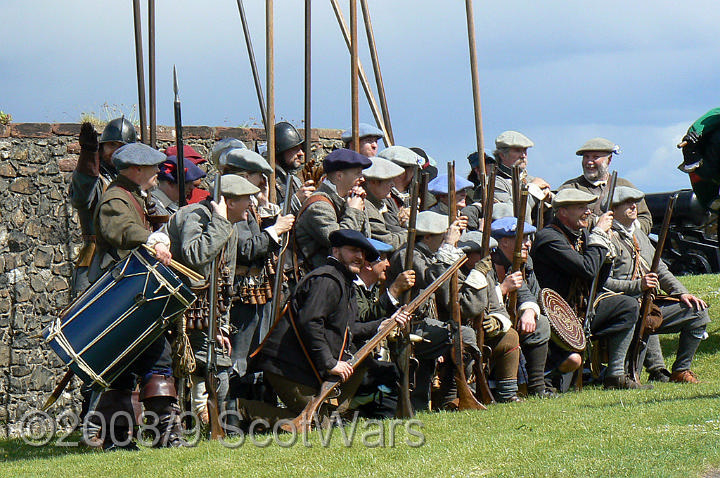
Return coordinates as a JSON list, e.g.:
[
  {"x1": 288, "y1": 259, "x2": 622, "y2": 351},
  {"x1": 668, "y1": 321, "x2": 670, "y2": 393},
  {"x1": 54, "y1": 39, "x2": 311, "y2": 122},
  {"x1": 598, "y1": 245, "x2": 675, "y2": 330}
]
[{"x1": 583, "y1": 162, "x2": 609, "y2": 182}]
